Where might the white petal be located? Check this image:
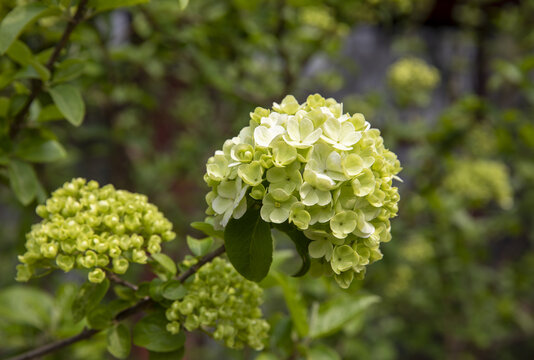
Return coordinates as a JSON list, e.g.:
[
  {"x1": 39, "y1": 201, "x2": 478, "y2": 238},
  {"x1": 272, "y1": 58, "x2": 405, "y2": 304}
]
[{"x1": 211, "y1": 197, "x2": 233, "y2": 214}]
